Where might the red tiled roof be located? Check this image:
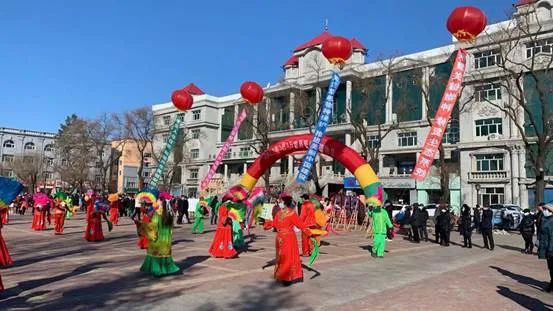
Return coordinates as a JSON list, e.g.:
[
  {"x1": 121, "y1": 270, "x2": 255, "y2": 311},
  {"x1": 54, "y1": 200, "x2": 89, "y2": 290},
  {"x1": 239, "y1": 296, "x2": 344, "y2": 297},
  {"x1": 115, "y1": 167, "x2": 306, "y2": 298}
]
[
  {"x1": 182, "y1": 83, "x2": 205, "y2": 95},
  {"x1": 351, "y1": 38, "x2": 367, "y2": 52},
  {"x1": 293, "y1": 31, "x2": 333, "y2": 52},
  {"x1": 516, "y1": 0, "x2": 537, "y2": 6},
  {"x1": 283, "y1": 55, "x2": 299, "y2": 68}
]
